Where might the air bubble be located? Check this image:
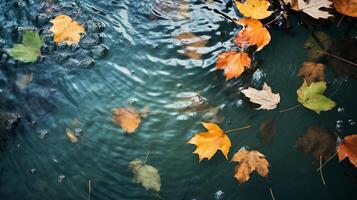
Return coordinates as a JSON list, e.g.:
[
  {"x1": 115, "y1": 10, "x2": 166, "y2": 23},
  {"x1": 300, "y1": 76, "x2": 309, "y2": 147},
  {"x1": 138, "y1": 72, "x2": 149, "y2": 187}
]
[{"x1": 214, "y1": 190, "x2": 224, "y2": 200}]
